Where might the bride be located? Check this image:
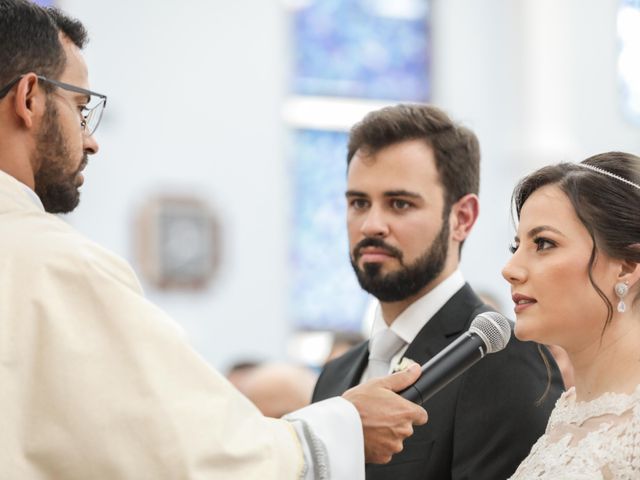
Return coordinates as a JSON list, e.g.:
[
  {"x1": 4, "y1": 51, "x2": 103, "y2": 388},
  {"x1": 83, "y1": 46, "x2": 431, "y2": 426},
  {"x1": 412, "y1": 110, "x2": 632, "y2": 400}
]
[{"x1": 503, "y1": 151, "x2": 640, "y2": 478}]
